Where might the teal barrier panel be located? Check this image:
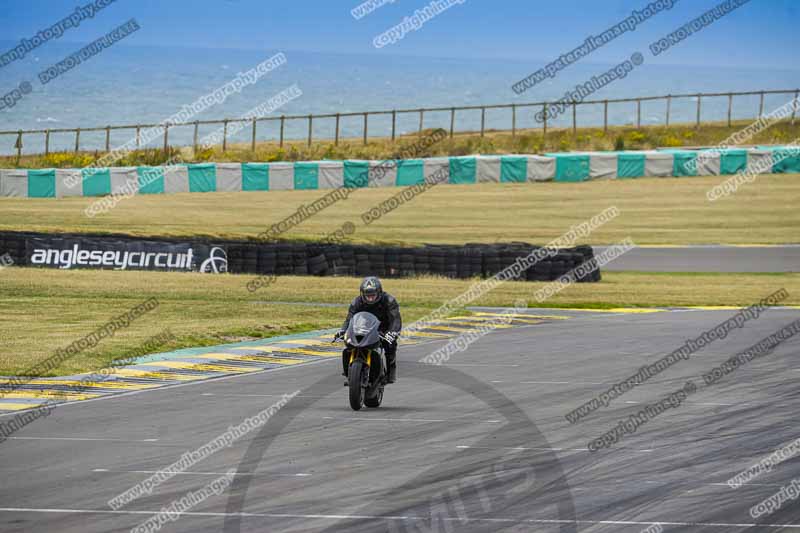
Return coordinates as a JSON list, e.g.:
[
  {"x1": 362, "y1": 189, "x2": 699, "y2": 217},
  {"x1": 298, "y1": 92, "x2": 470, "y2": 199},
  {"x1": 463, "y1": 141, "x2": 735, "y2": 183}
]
[
  {"x1": 551, "y1": 154, "x2": 590, "y2": 182},
  {"x1": 344, "y1": 161, "x2": 370, "y2": 188},
  {"x1": 771, "y1": 147, "x2": 800, "y2": 173},
  {"x1": 449, "y1": 157, "x2": 476, "y2": 184},
  {"x1": 668, "y1": 150, "x2": 697, "y2": 177},
  {"x1": 719, "y1": 149, "x2": 748, "y2": 175},
  {"x1": 396, "y1": 159, "x2": 424, "y2": 185},
  {"x1": 294, "y1": 162, "x2": 319, "y2": 190},
  {"x1": 82, "y1": 168, "x2": 111, "y2": 197},
  {"x1": 137, "y1": 166, "x2": 165, "y2": 194},
  {"x1": 617, "y1": 153, "x2": 645, "y2": 178},
  {"x1": 500, "y1": 156, "x2": 527, "y2": 183},
  {"x1": 28, "y1": 169, "x2": 56, "y2": 198},
  {"x1": 188, "y1": 163, "x2": 217, "y2": 192},
  {"x1": 242, "y1": 163, "x2": 269, "y2": 191}
]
